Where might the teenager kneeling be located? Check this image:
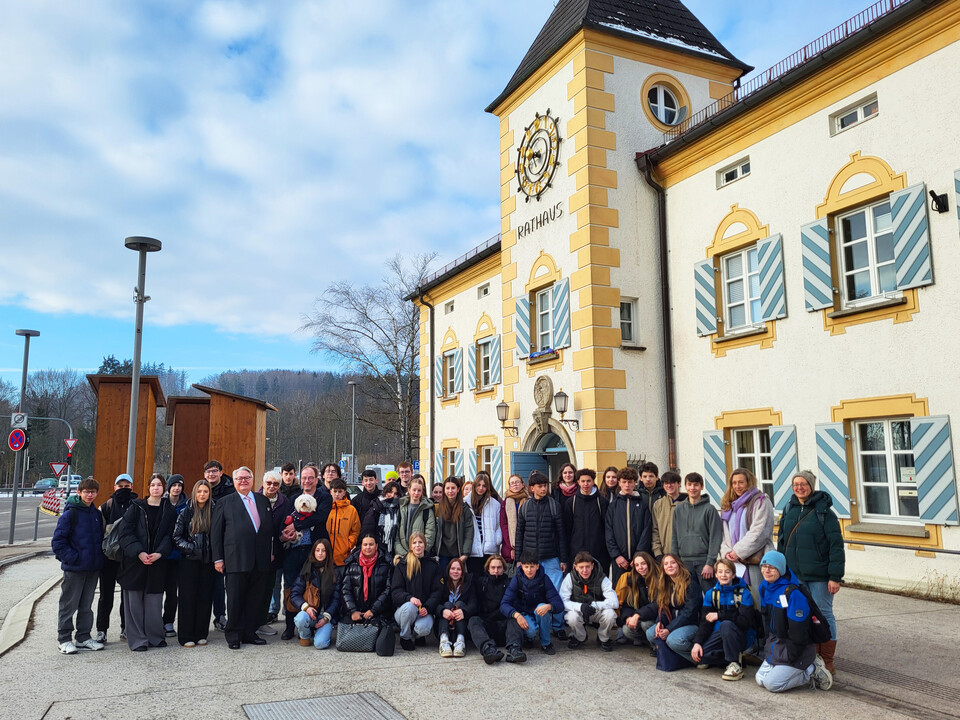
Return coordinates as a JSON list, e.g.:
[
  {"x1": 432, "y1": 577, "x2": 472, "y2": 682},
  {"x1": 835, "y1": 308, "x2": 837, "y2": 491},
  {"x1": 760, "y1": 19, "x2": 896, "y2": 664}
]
[
  {"x1": 291, "y1": 539, "x2": 340, "y2": 649},
  {"x1": 638, "y1": 553, "x2": 701, "y2": 662},
  {"x1": 560, "y1": 551, "x2": 619, "y2": 651},
  {"x1": 468, "y1": 555, "x2": 510, "y2": 664},
  {"x1": 499, "y1": 550, "x2": 564, "y2": 661},
  {"x1": 392, "y1": 532, "x2": 443, "y2": 651},
  {"x1": 690, "y1": 558, "x2": 758, "y2": 680}
]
